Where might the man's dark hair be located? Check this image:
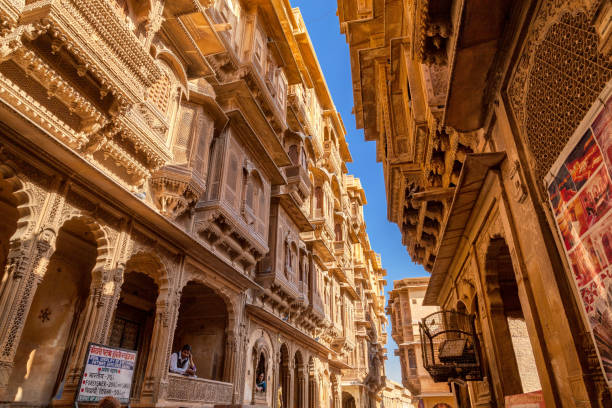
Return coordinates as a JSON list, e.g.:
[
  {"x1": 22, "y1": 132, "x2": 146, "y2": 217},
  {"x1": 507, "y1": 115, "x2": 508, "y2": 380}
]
[
  {"x1": 97, "y1": 396, "x2": 121, "y2": 408},
  {"x1": 181, "y1": 344, "x2": 191, "y2": 352}
]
